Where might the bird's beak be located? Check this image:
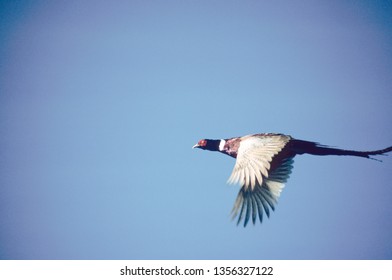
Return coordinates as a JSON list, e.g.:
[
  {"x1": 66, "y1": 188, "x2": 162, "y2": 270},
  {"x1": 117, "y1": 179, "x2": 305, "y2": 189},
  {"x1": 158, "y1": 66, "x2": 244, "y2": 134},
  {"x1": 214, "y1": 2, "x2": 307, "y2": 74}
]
[{"x1": 192, "y1": 143, "x2": 199, "y2": 149}]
